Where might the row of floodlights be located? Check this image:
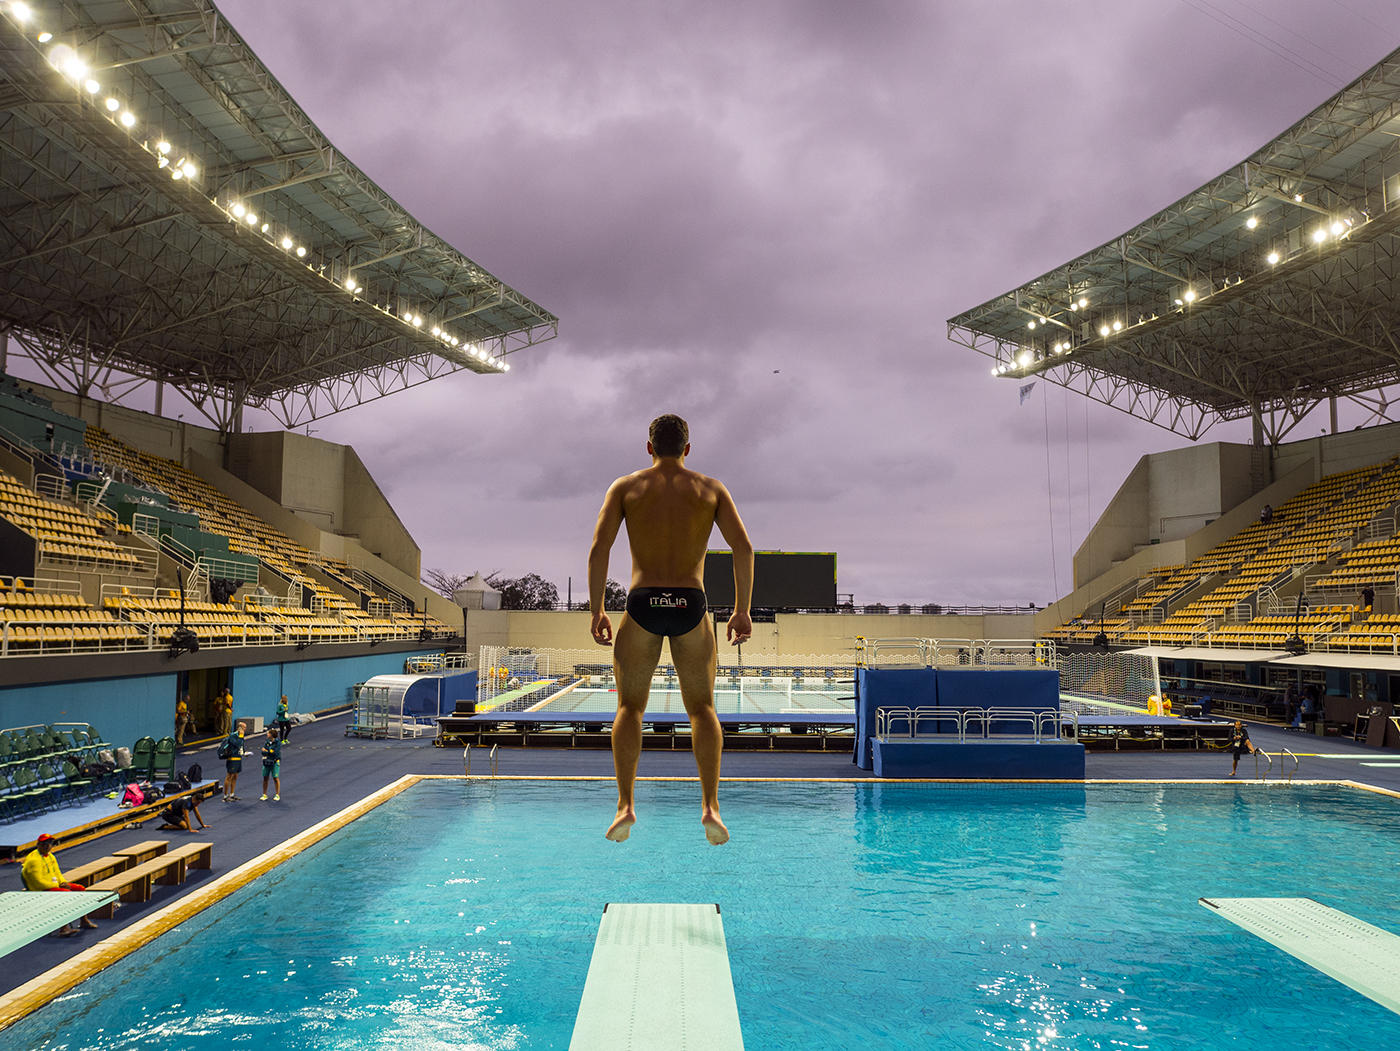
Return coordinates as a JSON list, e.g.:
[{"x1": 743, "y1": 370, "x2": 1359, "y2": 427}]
[
  {"x1": 994, "y1": 205, "x2": 1363, "y2": 377},
  {"x1": 8, "y1": 1, "x2": 509, "y2": 375}
]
